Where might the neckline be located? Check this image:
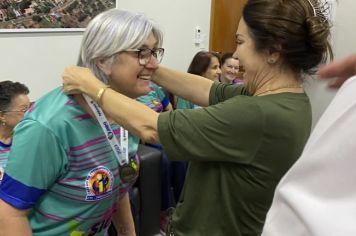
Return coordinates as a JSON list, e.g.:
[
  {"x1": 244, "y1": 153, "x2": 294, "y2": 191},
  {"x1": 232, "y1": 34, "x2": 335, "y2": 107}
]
[
  {"x1": 254, "y1": 86, "x2": 303, "y2": 96},
  {"x1": 0, "y1": 140, "x2": 12, "y2": 148}
]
